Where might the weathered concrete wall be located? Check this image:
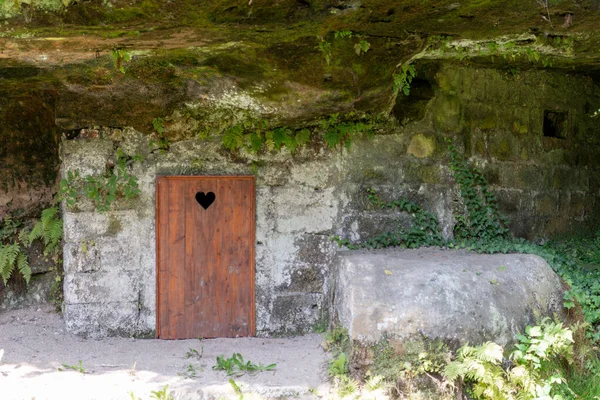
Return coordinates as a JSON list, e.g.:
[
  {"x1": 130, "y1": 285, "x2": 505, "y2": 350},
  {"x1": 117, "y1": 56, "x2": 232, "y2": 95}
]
[
  {"x1": 60, "y1": 126, "x2": 455, "y2": 337},
  {"x1": 59, "y1": 63, "x2": 600, "y2": 337}
]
